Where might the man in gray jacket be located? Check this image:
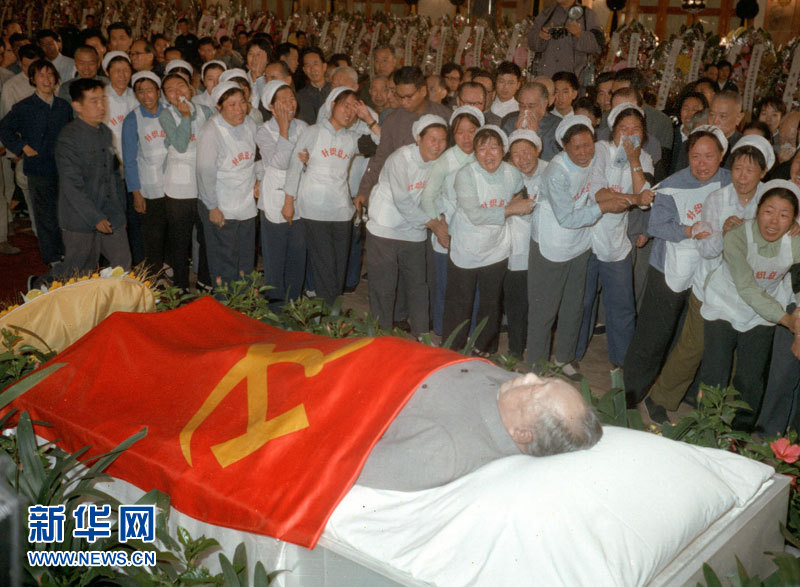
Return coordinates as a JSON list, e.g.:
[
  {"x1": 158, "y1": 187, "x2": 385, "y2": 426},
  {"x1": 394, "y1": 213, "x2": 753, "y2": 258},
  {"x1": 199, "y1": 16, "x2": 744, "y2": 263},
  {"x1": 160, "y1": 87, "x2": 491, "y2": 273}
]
[{"x1": 55, "y1": 78, "x2": 131, "y2": 276}]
